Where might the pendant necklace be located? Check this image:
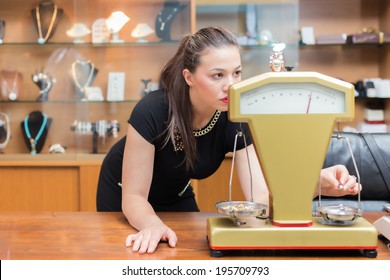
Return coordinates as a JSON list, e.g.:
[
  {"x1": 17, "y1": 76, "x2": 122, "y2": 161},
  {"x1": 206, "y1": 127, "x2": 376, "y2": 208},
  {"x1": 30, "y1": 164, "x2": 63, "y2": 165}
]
[
  {"x1": 71, "y1": 61, "x2": 95, "y2": 92},
  {"x1": 23, "y1": 113, "x2": 48, "y2": 155},
  {"x1": 157, "y1": 7, "x2": 178, "y2": 31},
  {"x1": 36, "y1": 4, "x2": 58, "y2": 44},
  {"x1": 0, "y1": 70, "x2": 19, "y2": 101}
]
